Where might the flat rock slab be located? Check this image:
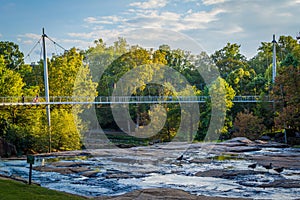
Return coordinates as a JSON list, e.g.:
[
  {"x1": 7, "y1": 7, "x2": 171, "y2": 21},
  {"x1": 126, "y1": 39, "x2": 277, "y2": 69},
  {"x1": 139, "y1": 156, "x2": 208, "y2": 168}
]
[
  {"x1": 259, "y1": 179, "x2": 300, "y2": 188},
  {"x1": 195, "y1": 169, "x2": 262, "y2": 179},
  {"x1": 195, "y1": 169, "x2": 300, "y2": 189},
  {"x1": 33, "y1": 166, "x2": 90, "y2": 175},
  {"x1": 225, "y1": 146, "x2": 262, "y2": 152},
  {"x1": 249, "y1": 155, "x2": 300, "y2": 169},
  {"x1": 94, "y1": 188, "x2": 245, "y2": 200},
  {"x1": 51, "y1": 161, "x2": 90, "y2": 168}
]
